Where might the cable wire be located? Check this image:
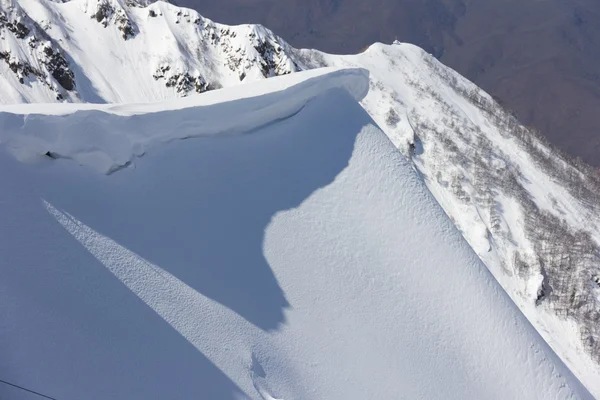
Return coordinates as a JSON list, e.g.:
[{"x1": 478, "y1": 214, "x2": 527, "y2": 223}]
[{"x1": 0, "y1": 378, "x2": 57, "y2": 400}]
